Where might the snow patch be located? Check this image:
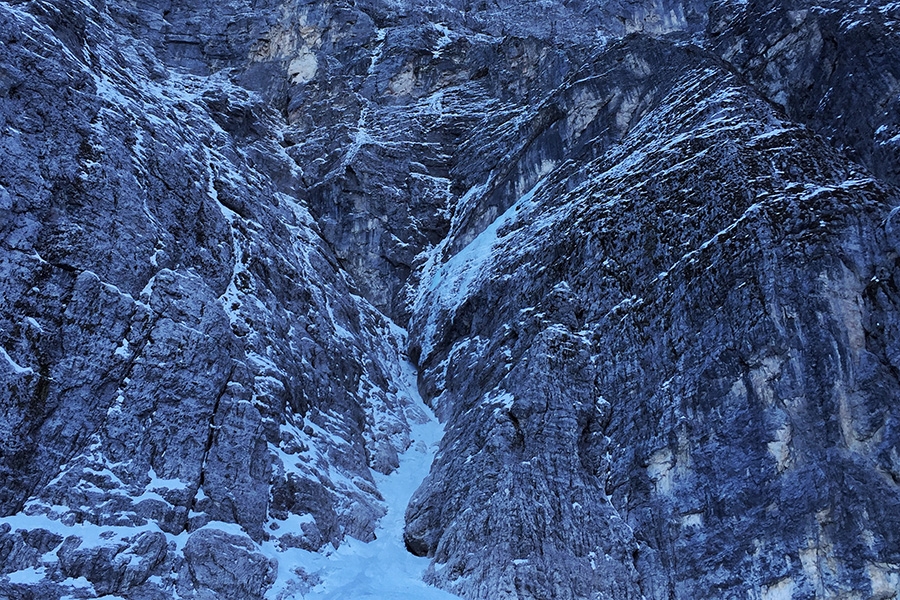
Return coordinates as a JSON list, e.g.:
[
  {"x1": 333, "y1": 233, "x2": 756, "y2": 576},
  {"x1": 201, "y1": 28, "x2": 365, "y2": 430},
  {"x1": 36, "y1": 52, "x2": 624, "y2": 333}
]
[
  {"x1": 6, "y1": 566, "x2": 46, "y2": 584},
  {"x1": 416, "y1": 178, "x2": 546, "y2": 360},
  {"x1": 432, "y1": 23, "x2": 455, "y2": 58},
  {"x1": 0, "y1": 344, "x2": 32, "y2": 374}
]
